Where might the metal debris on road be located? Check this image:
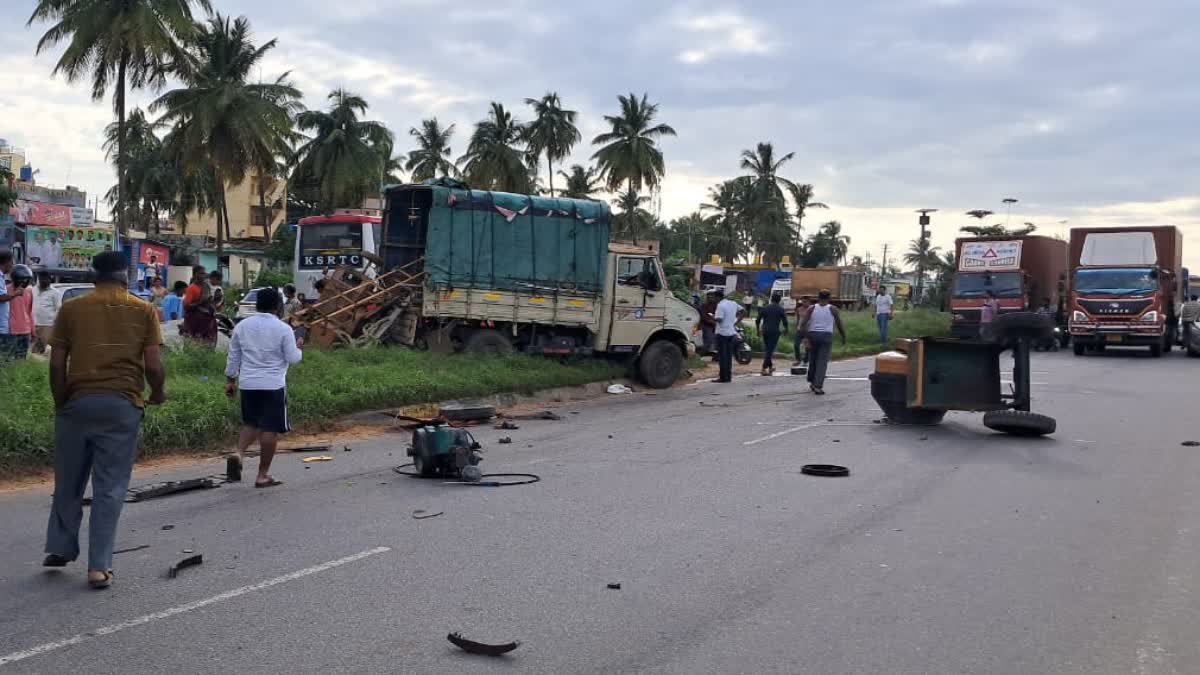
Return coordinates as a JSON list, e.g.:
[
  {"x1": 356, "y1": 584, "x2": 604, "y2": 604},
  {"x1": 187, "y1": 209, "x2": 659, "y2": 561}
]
[
  {"x1": 112, "y1": 545, "x2": 150, "y2": 555},
  {"x1": 606, "y1": 583, "x2": 622, "y2": 590},
  {"x1": 343, "y1": 445, "x2": 353, "y2": 452},
  {"x1": 504, "y1": 410, "x2": 562, "y2": 421},
  {"x1": 496, "y1": 421, "x2": 520, "y2": 430},
  {"x1": 447, "y1": 633, "x2": 520, "y2": 656},
  {"x1": 302, "y1": 456, "x2": 334, "y2": 463},
  {"x1": 498, "y1": 437, "x2": 513, "y2": 444},
  {"x1": 161, "y1": 525, "x2": 175, "y2": 530},
  {"x1": 1182, "y1": 441, "x2": 1200, "y2": 447},
  {"x1": 412, "y1": 510, "x2": 444, "y2": 520},
  {"x1": 127, "y1": 478, "x2": 220, "y2": 503},
  {"x1": 167, "y1": 554, "x2": 203, "y2": 579}
]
